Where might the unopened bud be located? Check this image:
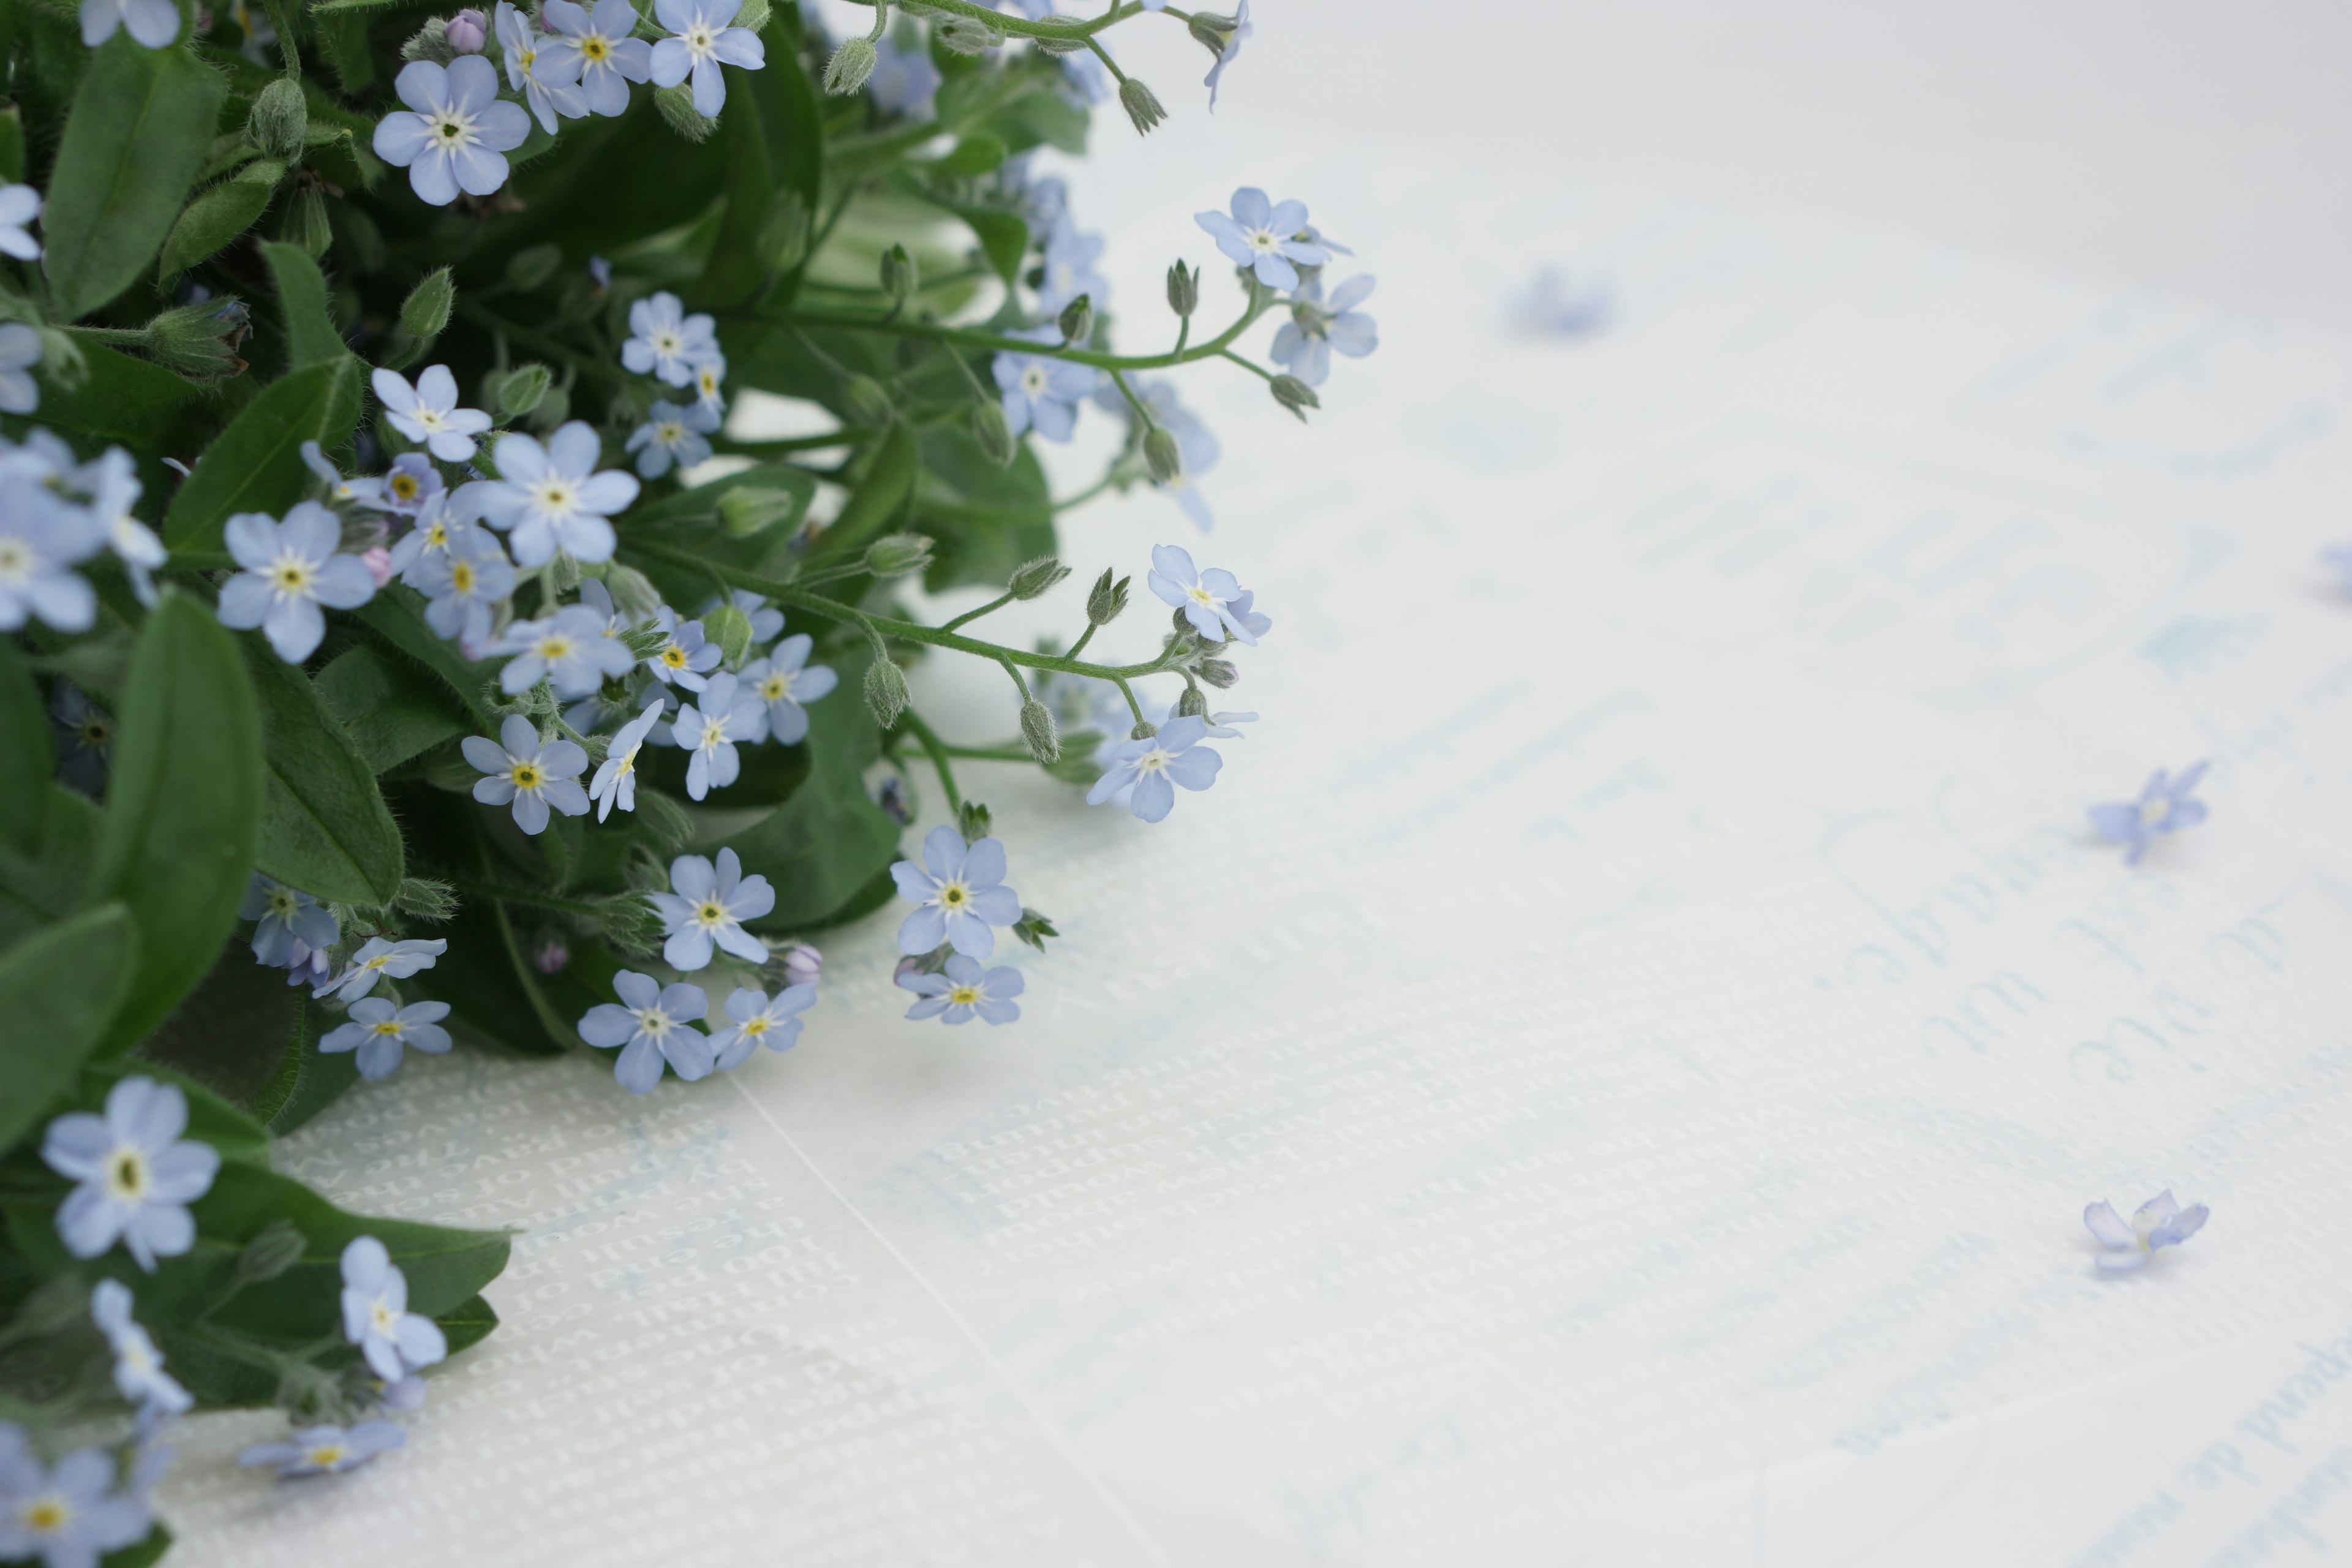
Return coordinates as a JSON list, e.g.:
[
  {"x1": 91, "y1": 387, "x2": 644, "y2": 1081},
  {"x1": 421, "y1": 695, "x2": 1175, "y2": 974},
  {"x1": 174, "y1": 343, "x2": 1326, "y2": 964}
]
[
  {"x1": 825, "y1": 36, "x2": 878, "y2": 94},
  {"x1": 1196, "y1": 657, "x2": 1238, "y2": 688},
  {"x1": 246, "y1": 77, "x2": 309, "y2": 163},
  {"x1": 879, "y1": 243, "x2": 916, "y2": 301},
  {"x1": 1012, "y1": 907, "x2": 1059, "y2": 951},
  {"x1": 283, "y1": 187, "x2": 332, "y2": 259},
  {"x1": 719, "y1": 486, "x2": 802, "y2": 537},
  {"x1": 1057, "y1": 292, "x2": 1093, "y2": 345},
  {"x1": 1118, "y1": 77, "x2": 1166, "y2": 136},
  {"x1": 957, "y1": 801, "x2": 993, "y2": 845},
  {"x1": 1144, "y1": 426, "x2": 1182, "y2": 484},
  {"x1": 654, "y1": 83, "x2": 718, "y2": 142},
  {"x1": 863, "y1": 532, "x2": 934, "y2": 579},
  {"x1": 497, "y1": 363, "x2": 552, "y2": 417},
  {"x1": 549, "y1": 549, "x2": 582, "y2": 594},
  {"x1": 1188, "y1": 10, "x2": 1238, "y2": 58},
  {"x1": 1129, "y1": 719, "x2": 1158, "y2": 741},
  {"x1": 1166, "y1": 260, "x2": 1197, "y2": 317},
  {"x1": 864, "y1": 658, "x2": 908, "y2": 727},
  {"x1": 1085, "y1": 568, "x2": 1128, "y2": 625},
  {"x1": 1270, "y1": 374, "x2": 1320, "y2": 421},
  {"x1": 446, "y1": 7, "x2": 488, "y2": 51},
  {"x1": 1176, "y1": 685, "x2": 1208, "y2": 717},
  {"x1": 400, "y1": 266, "x2": 454, "y2": 339},
  {"x1": 32, "y1": 328, "x2": 83, "y2": 391},
  {"x1": 1019, "y1": 699, "x2": 1060, "y2": 763},
  {"x1": 601, "y1": 564, "x2": 665, "y2": 620},
  {"x1": 844, "y1": 374, "x2": 893, "y2": 428},
  {"x1": 1007, "y1": 556, "x2": 1070, "y2": 601},
  {"x1": 1032, "y1": 15, "x2": 1088, "y2": 53},
  {"x1": 704, "y1": 604, "x2": 754, "y2": 667},
  {"x1": 595, "y1": 892, "x2": 665, "y2": 954},
  {"x1": 143, "y1": 298, "x2": 252, "y2": 383},
  {"x1": 505, "y1": 243, "x2": 562, "y2": 293},
  {"x1": 939, "y1": 16, "x2": 1001, "y2": 52},
  {"x1": 526, "y1": 380, "x2": 571, "y2": 433},
  {"x1": 972, "y1": 399, "x2": 1015, "y2": 465},
  {"x1": 236, "y1": 1220, "x2": 309, "y2": 1286},
  {"x1": 780, "y1": 942, "x2": 823, "y2": 987}
]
